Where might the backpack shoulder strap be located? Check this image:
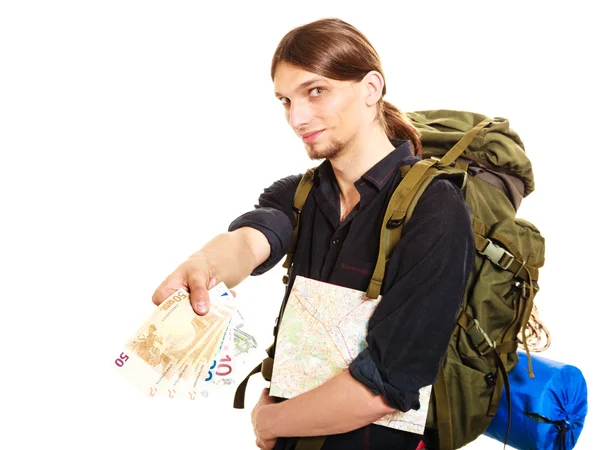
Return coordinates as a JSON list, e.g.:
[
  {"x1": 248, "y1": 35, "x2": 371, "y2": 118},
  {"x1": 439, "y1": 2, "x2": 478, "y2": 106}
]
[
  {"x1": 366, "y1": 159, "x2": 444, "y2": 298},
  {"x1": 282, "y1": 168, "x2": 316, "y2": 286},
  {"x1": 366, "y1": 117, "x2": 493, "y2": 299}
]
